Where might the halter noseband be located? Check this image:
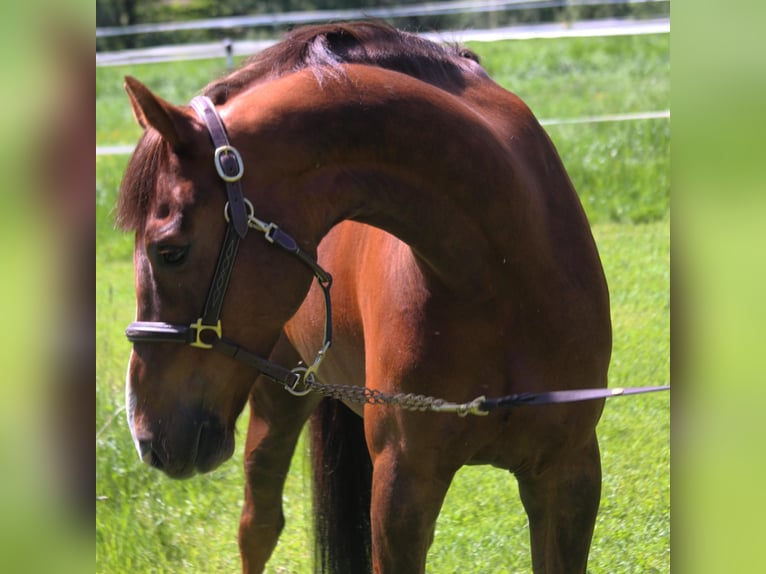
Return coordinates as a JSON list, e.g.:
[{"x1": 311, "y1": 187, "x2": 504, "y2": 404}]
[{"x1": 125, "y1": 95, "x2": 333, "y2": 395}]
